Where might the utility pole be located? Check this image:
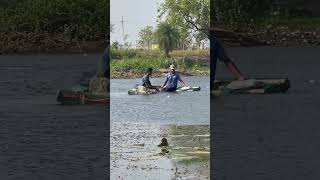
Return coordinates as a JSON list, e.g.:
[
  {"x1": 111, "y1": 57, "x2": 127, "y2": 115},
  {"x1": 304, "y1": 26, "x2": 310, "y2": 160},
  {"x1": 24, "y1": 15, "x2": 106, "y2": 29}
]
[{"x1": 120, "y1": 16, "x2": 126, "y2": 46}]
